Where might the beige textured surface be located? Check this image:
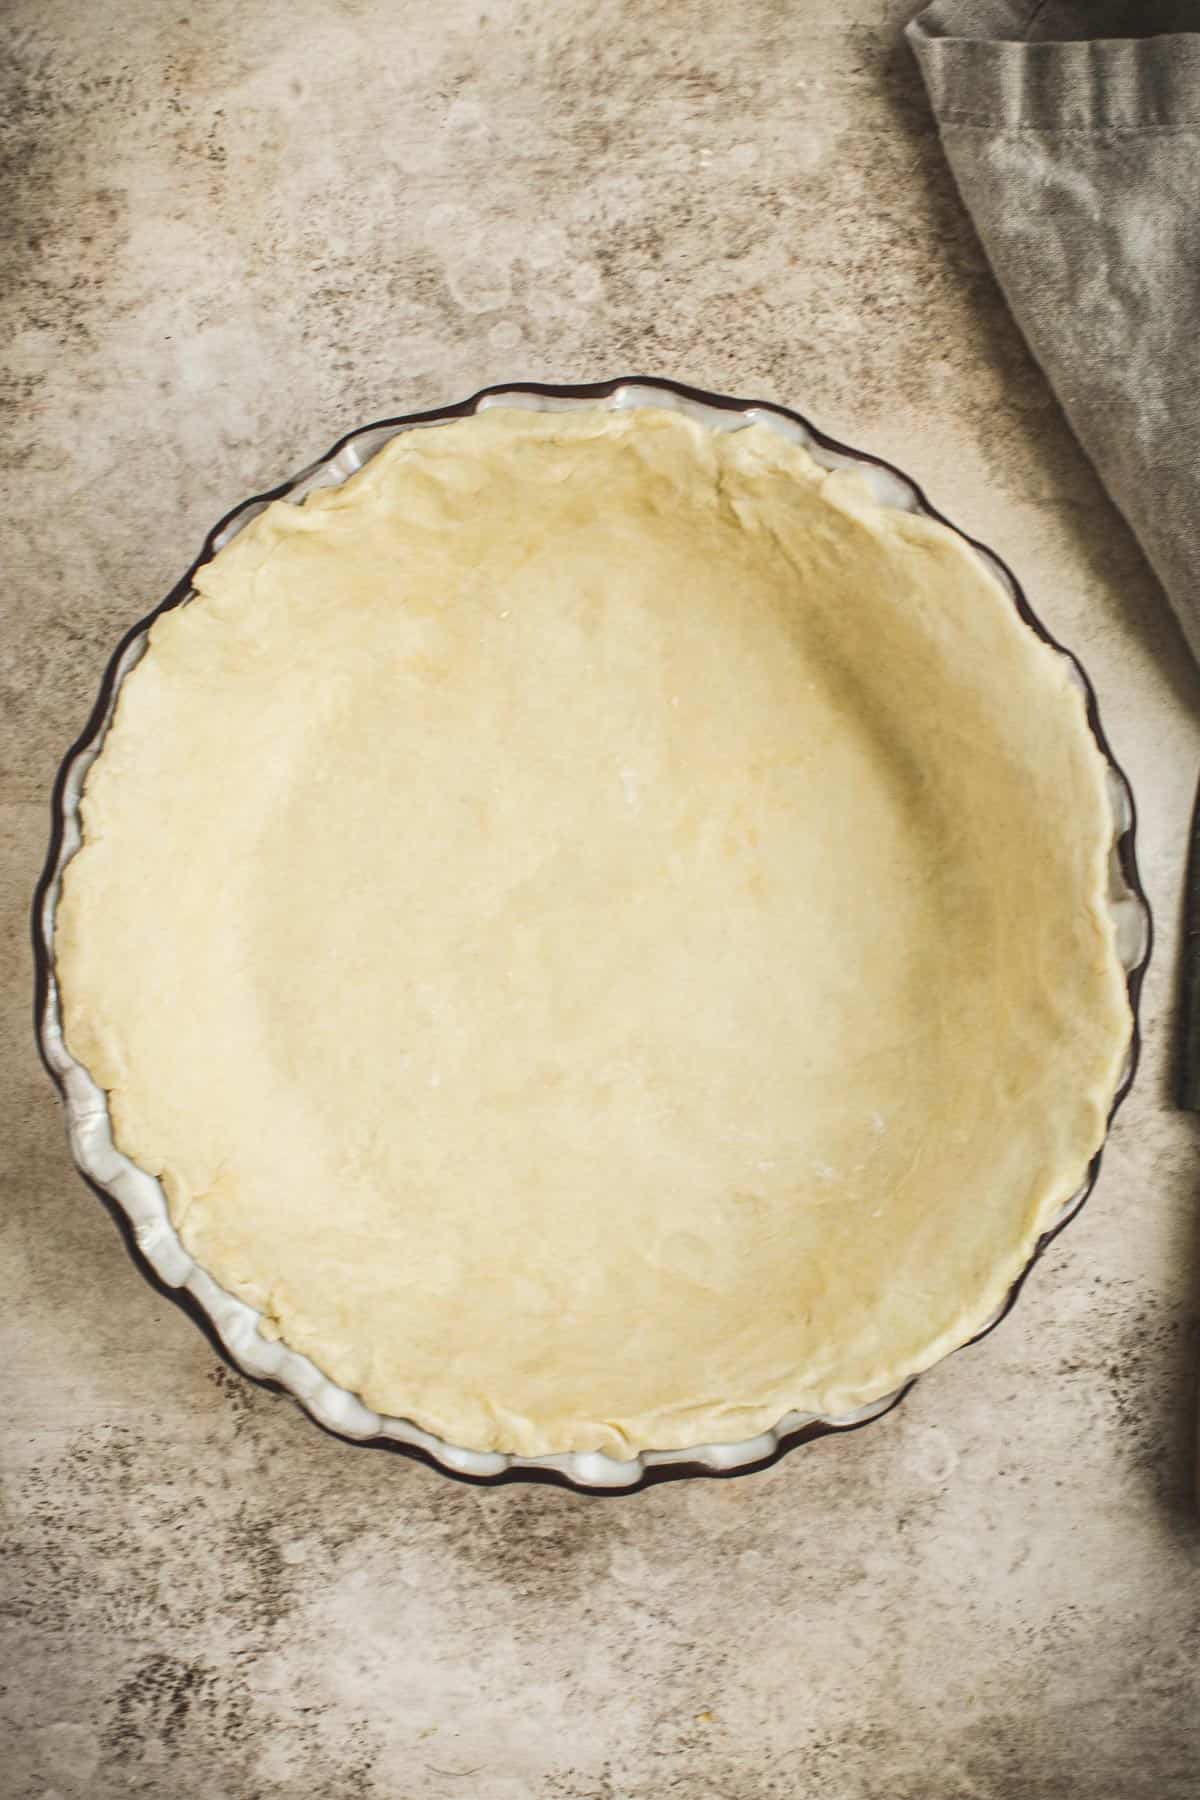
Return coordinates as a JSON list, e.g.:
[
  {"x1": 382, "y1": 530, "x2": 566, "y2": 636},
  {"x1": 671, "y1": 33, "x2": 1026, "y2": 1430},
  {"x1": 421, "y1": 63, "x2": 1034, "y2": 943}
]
[
  {"x1": 3, "y1": 0, "x2": 1199, "y2": 1793},
  {"x1": 56, "y1": 406, "x2": 1131, "y2": 1456}
]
